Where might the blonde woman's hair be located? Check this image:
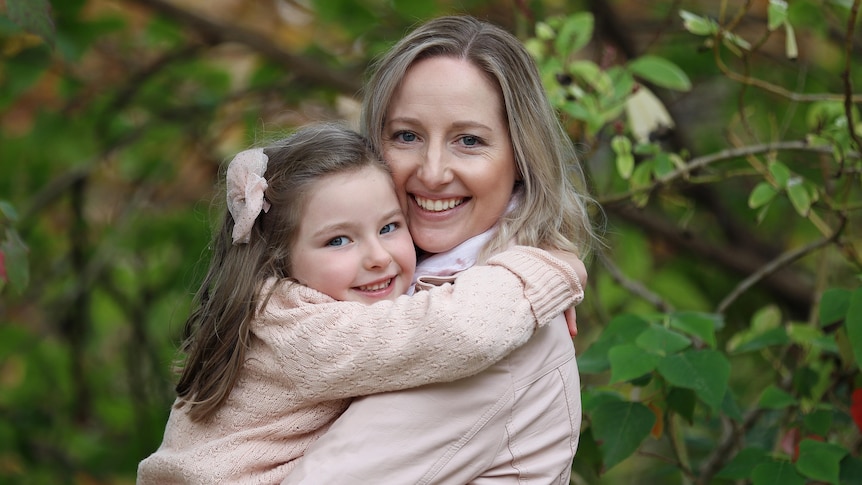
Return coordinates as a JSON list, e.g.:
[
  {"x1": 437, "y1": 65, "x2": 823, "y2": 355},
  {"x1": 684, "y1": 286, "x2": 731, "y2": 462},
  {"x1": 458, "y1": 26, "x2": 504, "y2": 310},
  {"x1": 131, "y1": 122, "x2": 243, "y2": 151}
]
[
  {"x1": 361, "y1": 15, "x2": 600, "y2": 261},
  {"x1": 175, "y1": 123, "x2": 390, "y2": 422}
]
